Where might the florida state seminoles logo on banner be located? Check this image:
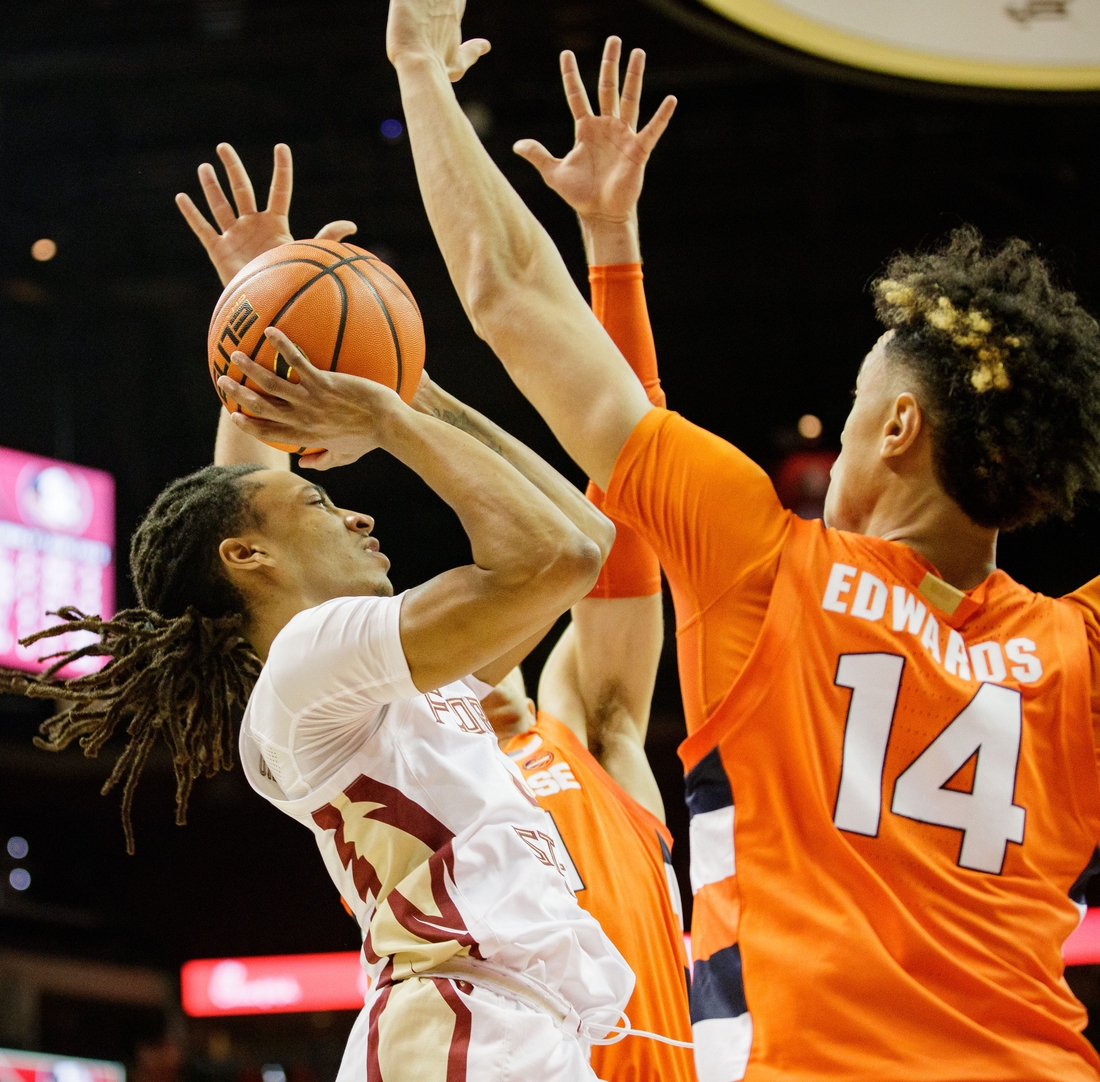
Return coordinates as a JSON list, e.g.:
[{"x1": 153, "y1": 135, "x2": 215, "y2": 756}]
[
  {"x1": 16, "y1": 463, "x2": 93, "y2": 535},
  {"x1": 0, "y1": 446, "x2": 115, "y2": 675}
]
